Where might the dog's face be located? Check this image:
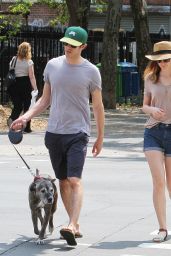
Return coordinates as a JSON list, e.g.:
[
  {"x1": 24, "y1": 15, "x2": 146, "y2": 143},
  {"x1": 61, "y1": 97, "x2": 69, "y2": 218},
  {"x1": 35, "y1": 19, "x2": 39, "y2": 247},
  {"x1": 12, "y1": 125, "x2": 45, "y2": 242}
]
[
  {"x1": 36, "y1": 180, "x2": 55, "y2": 205},
  {"x1": 30, "y1": 178, "x2": 56, "y2": 205}
]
